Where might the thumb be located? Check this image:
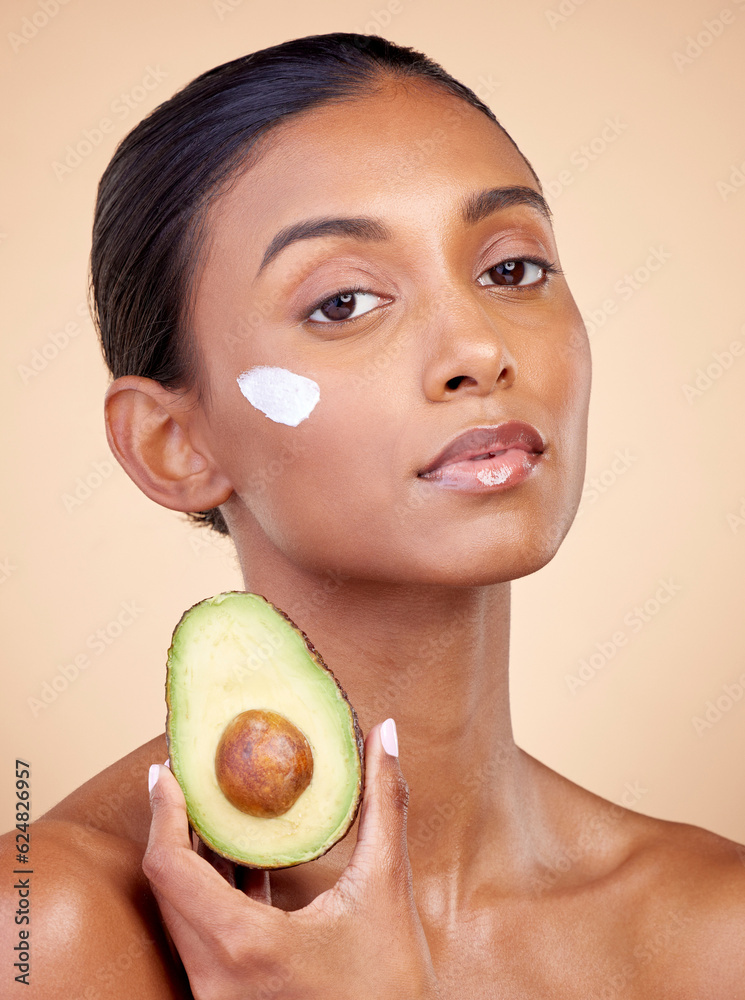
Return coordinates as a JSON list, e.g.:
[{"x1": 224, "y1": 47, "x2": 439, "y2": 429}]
[{"x1": 337, "y1": 718, "x2": 412, "y2": 892}]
